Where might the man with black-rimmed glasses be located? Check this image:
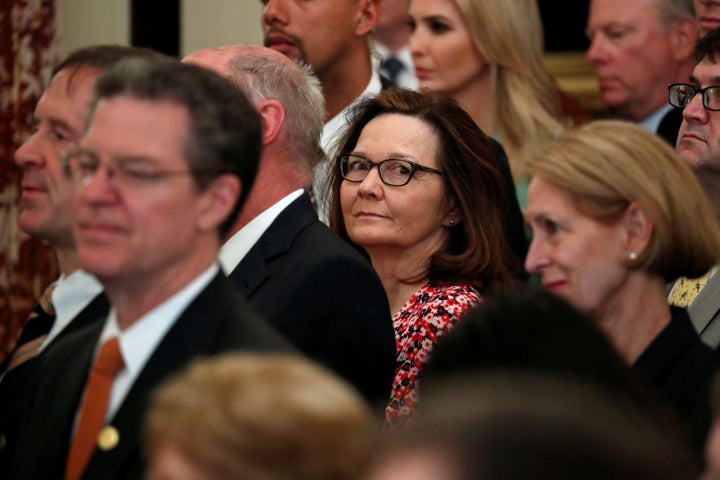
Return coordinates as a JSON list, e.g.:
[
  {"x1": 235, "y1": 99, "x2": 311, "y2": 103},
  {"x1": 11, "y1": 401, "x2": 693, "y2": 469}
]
[
  {"x1": 668, "y1": 28, "x2": 720, "y2": 328},
  {"x1": 667, "y1": 26, "x2": 720, "y2": 456},
  {"x1": 1, "y1": 45, "x2": 169, "y2": 476}
]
